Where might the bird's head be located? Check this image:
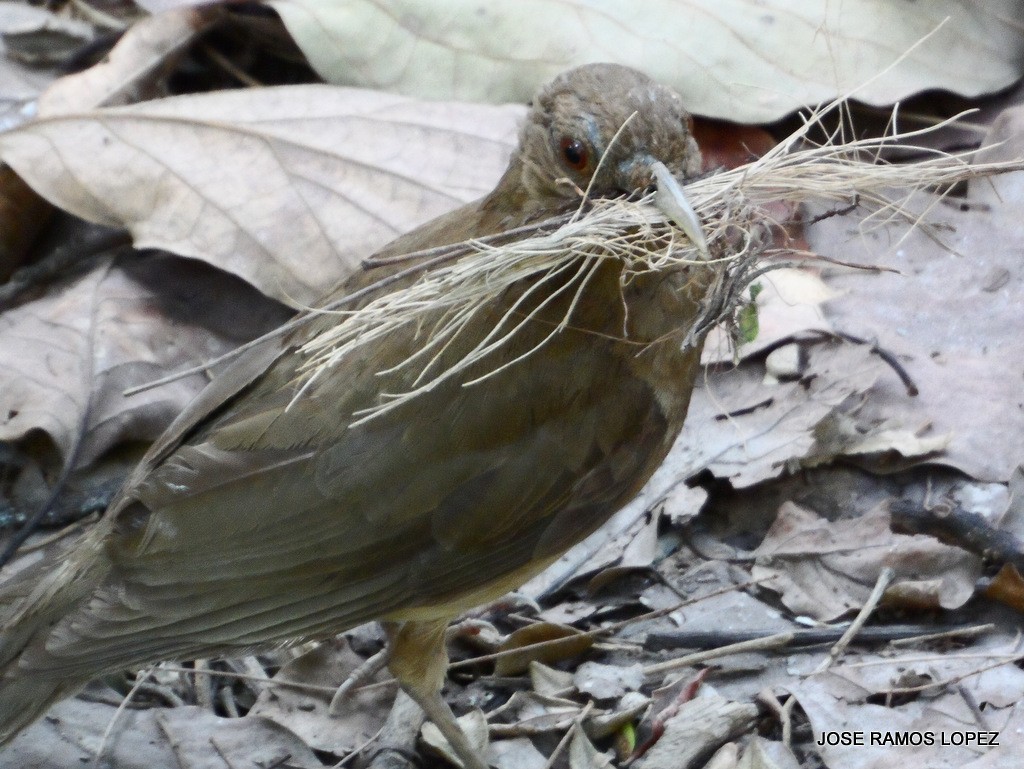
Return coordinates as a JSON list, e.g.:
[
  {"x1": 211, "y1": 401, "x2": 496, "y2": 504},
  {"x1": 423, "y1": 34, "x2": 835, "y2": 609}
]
[{"x1": 518, "y1": 63, "x2": 701, "y2": 205}]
